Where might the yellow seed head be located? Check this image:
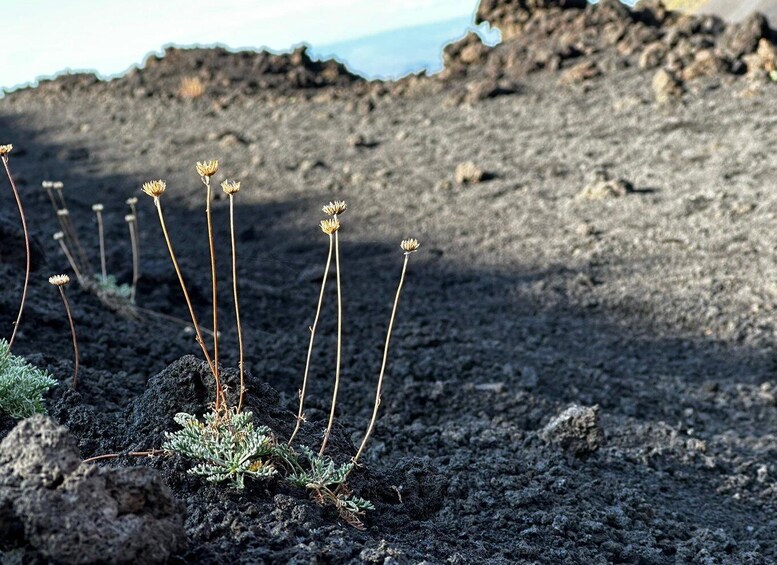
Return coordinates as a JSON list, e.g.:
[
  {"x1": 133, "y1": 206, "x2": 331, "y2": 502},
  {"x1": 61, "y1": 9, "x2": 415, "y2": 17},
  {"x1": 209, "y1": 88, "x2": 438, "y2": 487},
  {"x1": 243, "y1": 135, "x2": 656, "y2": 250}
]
[
  {"x1": 196, "y1": 160, "x2": 219, "y2": 177},
  {"x1": 126, "y1": 197, "x2": 138, "y2": 206},
  {"x1": 320, "y1": 218, "x2": 341, "y2": 235},
  {"x1": 42, "y1": 180, "x2": 53, "y2": 189},
  {"x1": 49, "y1": 274, "x2": 71, "y2": 286},
  {"x1": 53, "y1": 232, "x2": 65, "y2": 241},
  {"x1": 400, "y1": 238, "x2": 420, "y2": 254},
  {"x1": 0, "y1": 144, "x2": 12, "y2": 156},
  {"x1": 322, "y1": 200, "x2": 347, "y2": 216},
  {"x1": 142, "y1": 180, "x2": 166, "y2": 198},
  {"x1": 125, "y1": 214, "x2": 136, "y2": 223},
  {"x1": 53, "y1": 181, "x2": 64, "y2": 190},
  {"x1": 221, "y1": 179, "x2": 241, "y2": 195},
  {"x1": 91, "y1": 203, "x2": 104, "y2": 212},
  {"x1": 57, "y1": 209, "x2": 70, "y2": 217}
]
